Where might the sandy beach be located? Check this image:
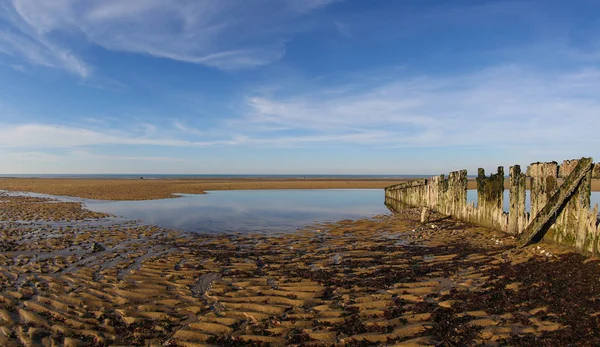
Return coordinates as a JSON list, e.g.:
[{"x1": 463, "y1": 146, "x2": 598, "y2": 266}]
[
  {"x1": 1, "y1": 0, "x2": 596, "y2": 345},
  {"x1": 1, "y1": 190, "x2": 599, "y2": 346},
  {"x1": 1, "y1": 178, "x2": 600, "y2": 201}
]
